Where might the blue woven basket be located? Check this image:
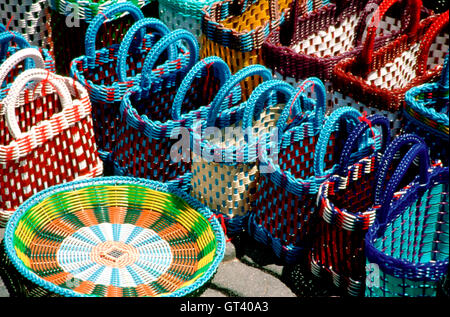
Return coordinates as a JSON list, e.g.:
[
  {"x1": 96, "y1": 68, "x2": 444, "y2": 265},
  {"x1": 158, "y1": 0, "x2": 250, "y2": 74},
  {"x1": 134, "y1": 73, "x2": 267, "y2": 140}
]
[
  {"x1": 365, "y1": 134, "x2": 449, "y2": 297},
  {"x1": 0, "y1": 31, "x2": 55, "y2": 100},
  {"x1": 248, "y1": 79, "x2": 379, "y2": 264},
  {"x1": 190, "y1": 65, "x2": 289, "y2": 236},
  {"x1": 70, "y1": 3, "x2": 192, "y2": 172},
  {"x1": 111, "y1": 31, "x2": 232, "y2": 192},
  {"x1": 403, "y1": 52, "x2": 449, "y2": 165}
]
